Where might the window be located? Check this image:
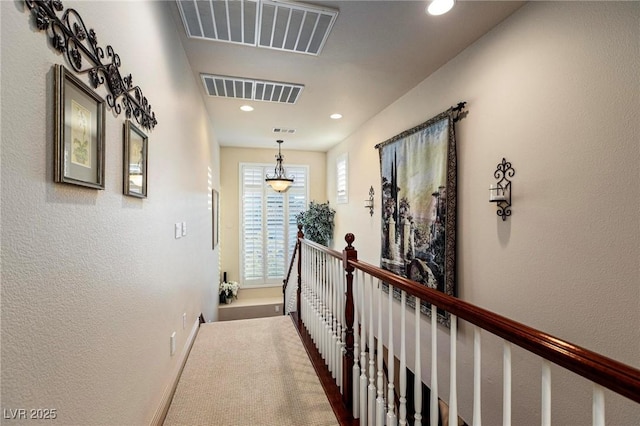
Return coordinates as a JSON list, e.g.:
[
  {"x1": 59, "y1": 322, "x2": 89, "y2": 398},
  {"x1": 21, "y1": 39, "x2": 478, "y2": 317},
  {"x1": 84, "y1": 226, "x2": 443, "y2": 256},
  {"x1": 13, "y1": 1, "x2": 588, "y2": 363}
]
[
  {"x1": 240, "y1": 163, "x2": 308, "y2": 287},
  {"x1": 336, "y1": 153, "x2": 348, "y2": 204}
]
